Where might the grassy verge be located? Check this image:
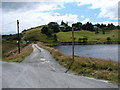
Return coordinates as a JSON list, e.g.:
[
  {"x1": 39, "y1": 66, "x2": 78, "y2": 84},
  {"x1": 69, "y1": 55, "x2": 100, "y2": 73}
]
[
  {"x1": 2, "y1": 41, "x2": 18, "y2": 57},
  {"x1": 2, "y1": 44, "x2": 33, "y2": 62},
  {"x1": 37, "y1": 42, "x2": 119, "y2": 86}
]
